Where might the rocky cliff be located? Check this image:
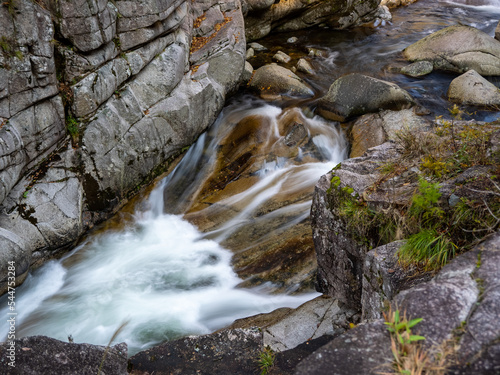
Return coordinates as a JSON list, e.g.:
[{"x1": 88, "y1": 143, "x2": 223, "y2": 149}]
[{"x1": 0, "y1": 0, "x2": 246, "y2": 294}]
